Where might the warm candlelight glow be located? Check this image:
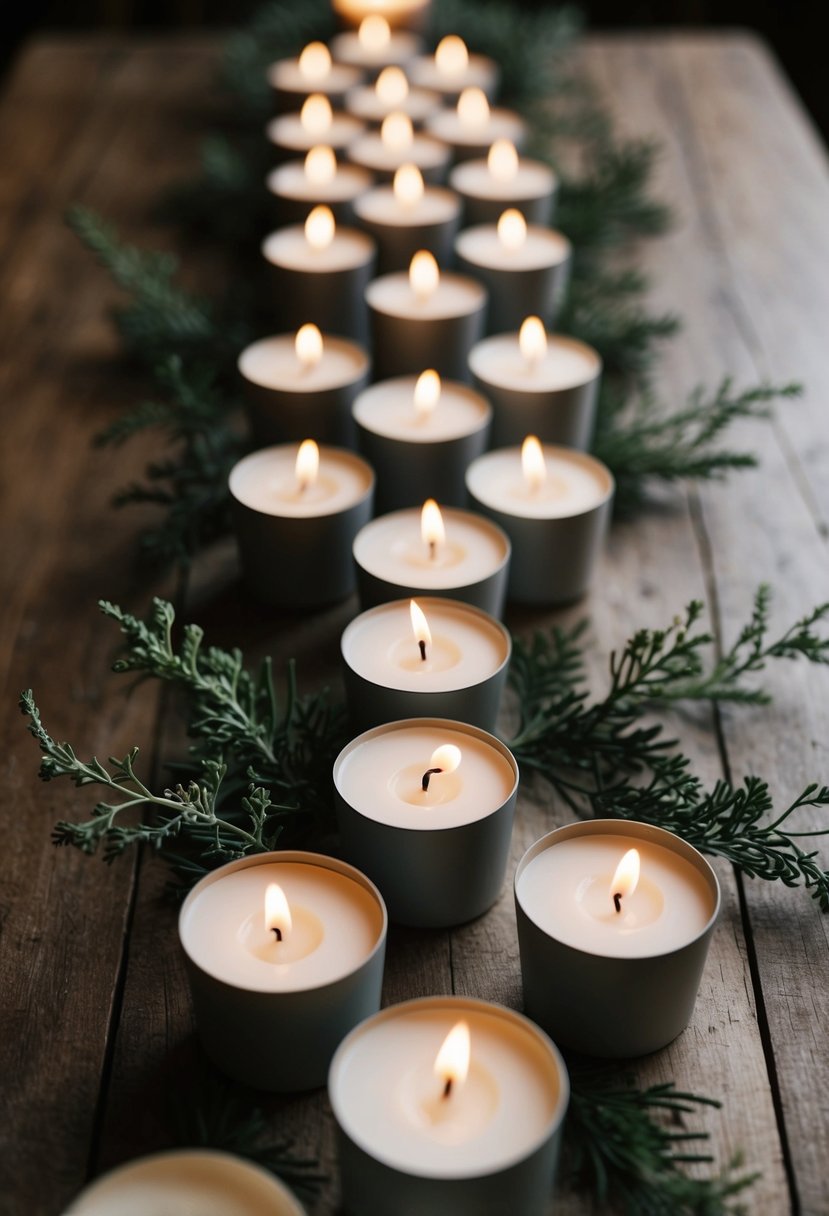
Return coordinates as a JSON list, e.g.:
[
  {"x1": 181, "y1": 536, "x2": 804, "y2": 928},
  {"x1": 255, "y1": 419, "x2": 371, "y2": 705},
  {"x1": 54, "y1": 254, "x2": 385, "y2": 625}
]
[
  {"x1": 421, "y1": 497, "x2": 445, "y2": 558},
  {"x1": 359, "y1": 13, "x2": 391, "y2": 51},
  {"x1": 264, "y1": 882, "x2": 292, "y2": 942},
  {"x1": 304, "y1": 145, "x2": 337, "y2": 185},
  {"x1": 376, "y1": 65, "x2": 409, "y2": 107},
  {"x1": 295, "y1": 323, "x2": 324, "y2": 370},
  {"x1": 457, "y1": 86, "x2": 490, "y2": 131},
  {"x1": 409, "y1": 598, "x2": 432, "y2": 661},
  {"x1": 298, "y1": 41, "x2": 331, "y2": 82},
  {"x1": 305, "y1": 204, "x2": 336, "y2": 251},
  {"x1": 300, "y1": 93, "x2": 333, "y2": 138},
  {"x1": 409, "y1": 250, "x2": 439, "y2": 301},
  {"x1": 381, "y1": 110, "x2": 414, "y2": 151},
  {"x1": 521, "y1": 435, "x2": 547, "y2": 493},
  {"x1": 434, "y1": 1020, "x2": 471, "y2": 1098},
  {"x1": 488, "y1": 138, "x2": 519, "y2": 182},
  {"x1": 497, "y1": 208, "x2": 527, "y2": 251},
  {"x1": 435, "y1": 34, "x2": 469, "y2": 76},
  {"x1": 610, "y1": 848, "x2": 641, "y2": 913},
  {"x1": 413, "y1": 369, "x2": 440, "y2": 417},
  {"x1": 295, "y1": 439, "x2": 320, "y2": 492},
  {"x1": 519, "y1": 315, "x2": 548, "y2": 367},
  {"x1": 393, "y1": 162, "x2": 425, "y2": 207},
  {"x1": 421, "y1": 743, "x2": 462, "y2": 792}
]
